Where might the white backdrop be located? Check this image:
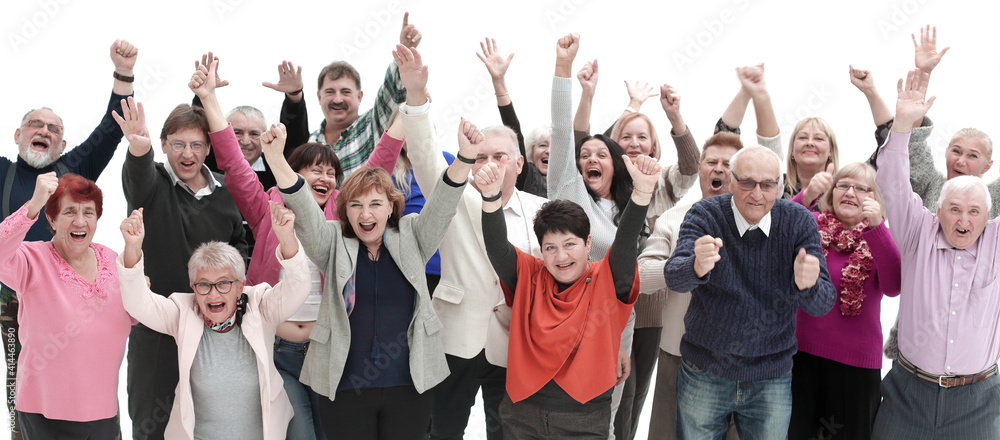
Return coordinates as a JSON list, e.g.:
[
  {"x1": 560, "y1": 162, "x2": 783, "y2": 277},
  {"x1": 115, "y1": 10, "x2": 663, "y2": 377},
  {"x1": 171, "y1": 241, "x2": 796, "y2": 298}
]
[{"x1": 2, "y1": 0, "x2": 997, "y2": 438}]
